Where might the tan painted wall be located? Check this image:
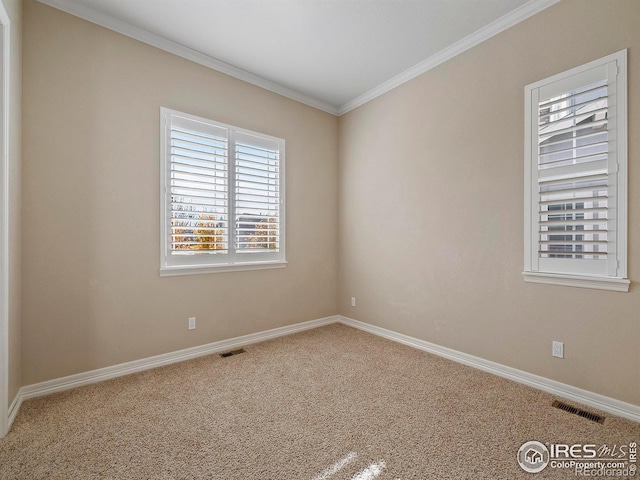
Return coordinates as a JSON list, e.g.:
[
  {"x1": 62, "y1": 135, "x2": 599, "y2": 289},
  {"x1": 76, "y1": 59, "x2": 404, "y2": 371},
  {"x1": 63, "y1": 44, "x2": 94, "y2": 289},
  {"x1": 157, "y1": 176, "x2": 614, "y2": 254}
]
[
  {"x1": 20, "y1": 0, "x2": 640, "y2": 408},
  {"x1": 22, "y1": 0, "x2": 338, "y2": 385},
  {"x1": 338, "y1": 0, "x2": 640, "y2": 406},
  {"x1": 5, "y1": 0, "x2": 21, "y2": 408}
]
